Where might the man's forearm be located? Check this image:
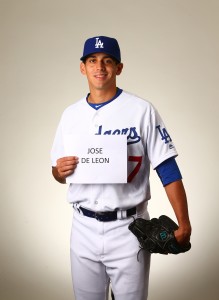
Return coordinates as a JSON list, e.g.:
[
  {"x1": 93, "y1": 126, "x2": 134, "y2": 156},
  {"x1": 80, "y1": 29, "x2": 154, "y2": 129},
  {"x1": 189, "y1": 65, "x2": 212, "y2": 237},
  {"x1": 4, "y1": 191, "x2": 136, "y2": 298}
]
[{"x1": 164, "y1": 180, "x2": 191, "y2": 244}]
